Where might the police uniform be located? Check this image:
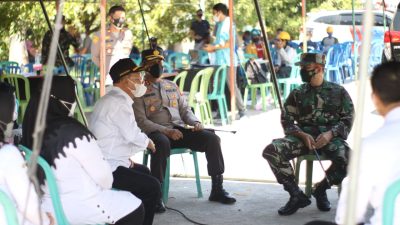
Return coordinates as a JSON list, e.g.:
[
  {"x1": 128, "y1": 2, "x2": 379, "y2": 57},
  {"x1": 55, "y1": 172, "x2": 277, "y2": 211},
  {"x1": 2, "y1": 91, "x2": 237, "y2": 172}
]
[
  {"x1": 133, "y1": 78, "x2": 225, "y2": 183},
  {"x1": 91, "y1": 26, "x2": 133, "y2": 79}
]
